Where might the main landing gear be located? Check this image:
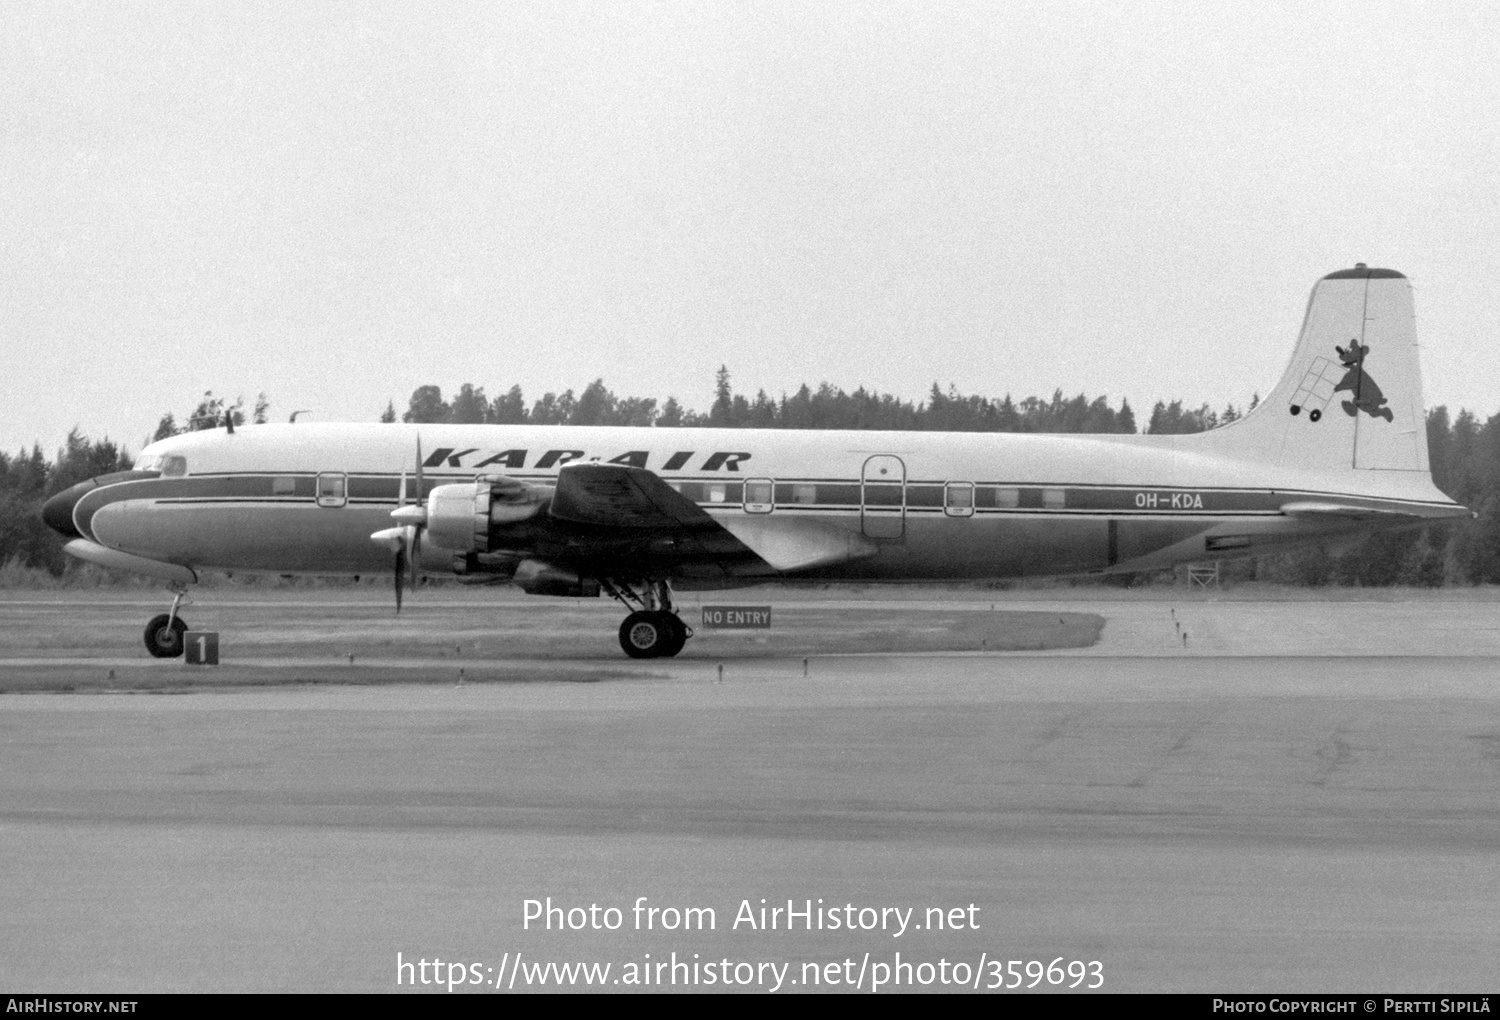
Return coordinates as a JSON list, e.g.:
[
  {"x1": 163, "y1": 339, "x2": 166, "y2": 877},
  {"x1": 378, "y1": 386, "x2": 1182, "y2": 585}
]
[
  {"x1": 143, "y1": 584, "x2": 190, "y2": 658},
  {"x1": 602, "y1": 579, "x2": 692, "y2": 659}
]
